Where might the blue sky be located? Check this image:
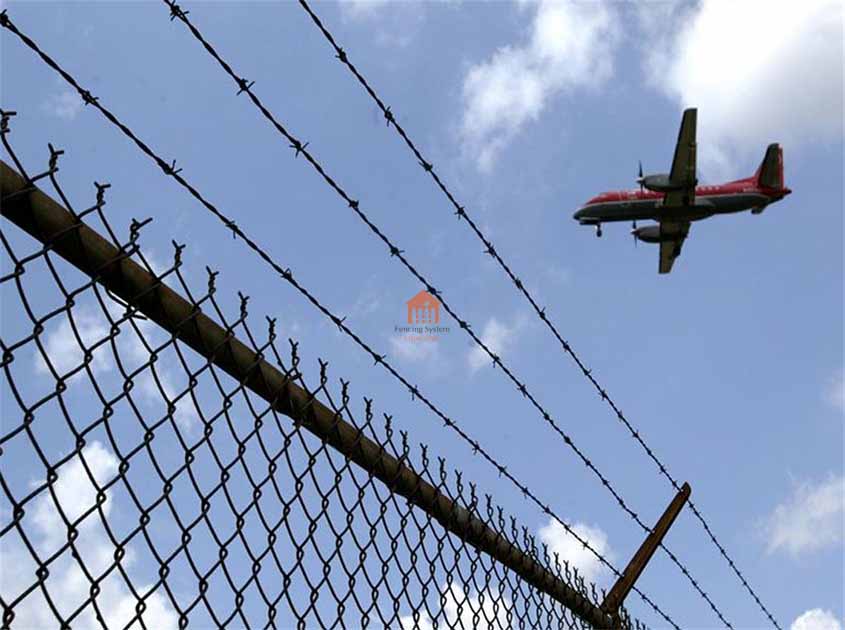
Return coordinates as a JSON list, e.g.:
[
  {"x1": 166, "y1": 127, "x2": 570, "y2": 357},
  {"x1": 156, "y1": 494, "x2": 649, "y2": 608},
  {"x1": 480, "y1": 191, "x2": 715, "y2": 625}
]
[{"x1": 1, "y1": 1, "x2": 843, "y2": 629}]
